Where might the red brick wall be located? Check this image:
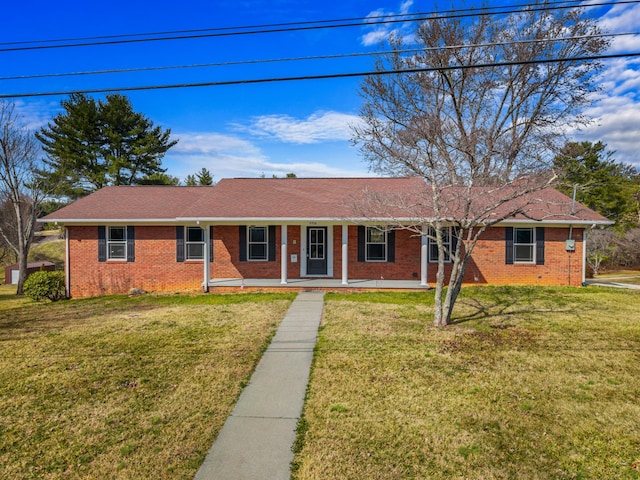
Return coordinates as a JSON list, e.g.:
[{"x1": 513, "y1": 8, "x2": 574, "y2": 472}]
[
  {"x1": 341, "y1": 226, "x2": 422, "y2": 280},
  {"x1": 68, "y1": 226, "x2": 206, "y2": 298},
  {"x1": 460, "y1": 226, "x2": 584, "y2": 287},
  {"x1": 67, "y1": 224, "x2": 585, "y2": 297}
]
